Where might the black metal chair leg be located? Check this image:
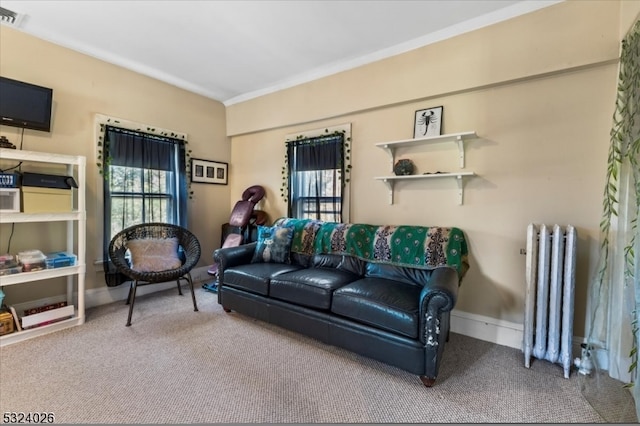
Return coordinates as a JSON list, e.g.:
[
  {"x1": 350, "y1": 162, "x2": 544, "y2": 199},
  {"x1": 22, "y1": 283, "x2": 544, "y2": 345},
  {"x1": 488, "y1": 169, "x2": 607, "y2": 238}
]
[
  {"x1": 126, "y1": 280, "x2": 138, "y2": 327},
  {"x1": 187, "y1": 273, "x2": 198, "y2": 312},
  {"x1": 176, "y1": 279, "x2": 183, "y2": 296},
  {"x1": 126, "y1": 282, "x2": 134, "y2": 305}
]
